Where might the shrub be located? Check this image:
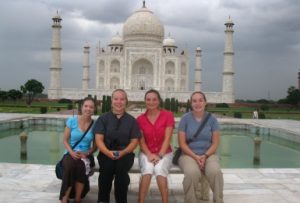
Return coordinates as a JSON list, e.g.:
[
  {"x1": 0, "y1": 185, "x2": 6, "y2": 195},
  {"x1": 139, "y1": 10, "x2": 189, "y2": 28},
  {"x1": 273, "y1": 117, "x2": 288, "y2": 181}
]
[
  {"x1": 165, "y1": 98, "x2": 171, "y2": 110},
  {"x1": 58, "y1": 98, "x2": 72, "y2": 104},
  {"x1": 260, "y1": 104, "x2": 269, "y2": 111},
  {"x1": 67, "y1": 104, "x2": 73, "y2": 110},
  {"x1": 56, "y1": 107, "x2": 61, "y2": 112},
  {"x1": 233, "y1": 112, "x2": 242, "y2": 118},
  {"x1": 186, "y1": 99, "x2": 191, "y2": 112},
  {"x1": 40, "y1": 106, "x2": 48, "y2": 114},
  {"x1": 216, "y1": 103, "x2": 229, "y2": 108},
  {"x1": 258, "y1": 112, "x2": 266, "y2": 119}
]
